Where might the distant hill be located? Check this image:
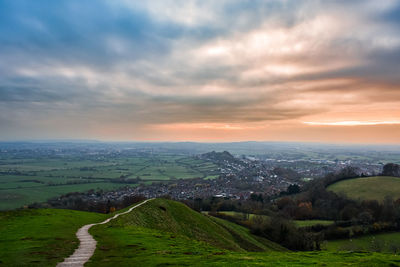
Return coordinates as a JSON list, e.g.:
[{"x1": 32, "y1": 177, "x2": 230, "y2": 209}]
[
  {"x1": 327, "y1": 176, "x2": 400, "y2": 202},
  {"x1": 201, "y1": 150, "x2": 238, "y2": 163}
]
